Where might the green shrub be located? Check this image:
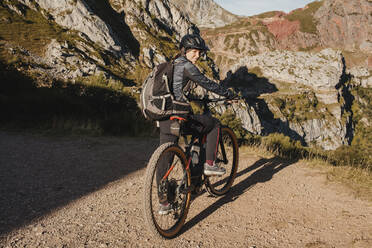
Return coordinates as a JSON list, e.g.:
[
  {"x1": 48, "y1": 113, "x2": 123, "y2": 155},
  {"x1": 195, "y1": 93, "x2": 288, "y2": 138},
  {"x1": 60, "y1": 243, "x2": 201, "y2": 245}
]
[
  {"x1": 328, "y1": 146, "x2": 370, "y2": 170},
  {"x1": 270, "y1": 91, "x2": 327, "y2": 122},
  {"x1": 242, "y1": 133, "x2": 262, "y2": 146},
  {"x1": 242, "y1": 132, "x2": 371, "y2": 171},
  {"x1": 349, "y1": 86, "x2": 372, "y2": 169},
  {"x1": 261, "y1": 133, "x2": 305, "y2": 159},
  {"x1": 216, "y1": 109, "x2": 248, "y2": 140}
]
